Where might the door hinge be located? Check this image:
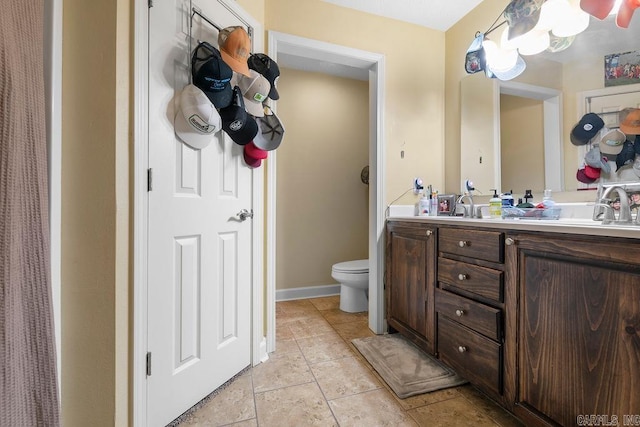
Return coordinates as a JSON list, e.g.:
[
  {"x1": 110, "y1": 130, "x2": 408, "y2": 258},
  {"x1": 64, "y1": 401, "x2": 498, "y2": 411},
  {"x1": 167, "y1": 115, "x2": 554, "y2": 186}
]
[
  {"x1": 147, "y1": 168, "x2": 153, "y2": 191},
  {"x1": 146, "y1": 352, "x2": 152, "y2": 376},
  {"x1": 148, "y1": 0, "x2": 153, "y2": 8}
]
